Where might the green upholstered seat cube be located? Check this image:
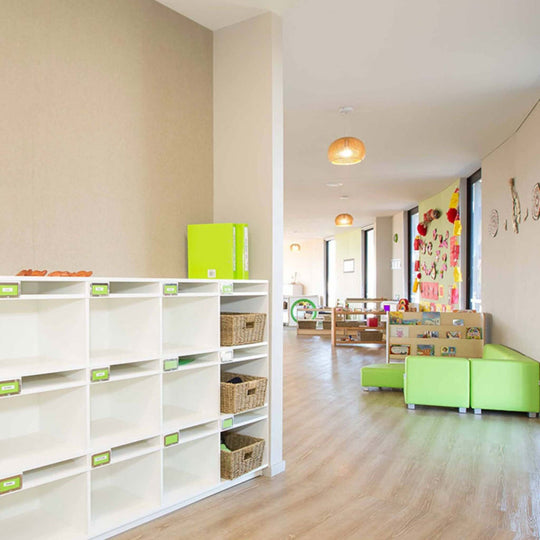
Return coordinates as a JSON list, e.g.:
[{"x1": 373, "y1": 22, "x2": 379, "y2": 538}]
[
  {"x1": 361, "y1": 363, "x2": 405, "y2": 389},
  {"x1": 470, "y1": 345, "x2": 539, "y2": 414},
  {"x1": 405, "y1": 356, "x2": 470, "y2": 410}
]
